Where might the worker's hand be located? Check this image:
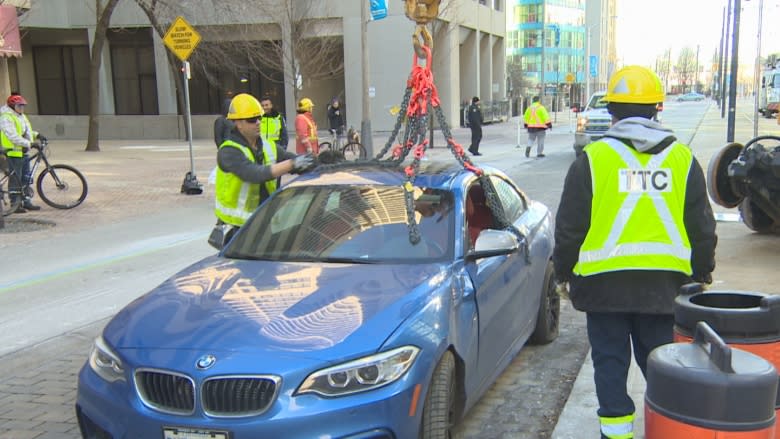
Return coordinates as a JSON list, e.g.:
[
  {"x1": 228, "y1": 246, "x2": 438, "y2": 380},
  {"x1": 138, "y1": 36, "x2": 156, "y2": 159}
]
[
  {"x1": 555, "y1": 281, "x2": 570, "y2": 300},
  {"x1": 546, "y1": 122, "x2": 553, "y2": 130},
  {"x1": 37, "y1": 134, "x2": 47, "y2": 142},
  {"x1": 292, "y1": 154, "x2": 315, "y2": 174},
  {"x1": 693, "y1": 272, "x2": 713, "y2": 285}
]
